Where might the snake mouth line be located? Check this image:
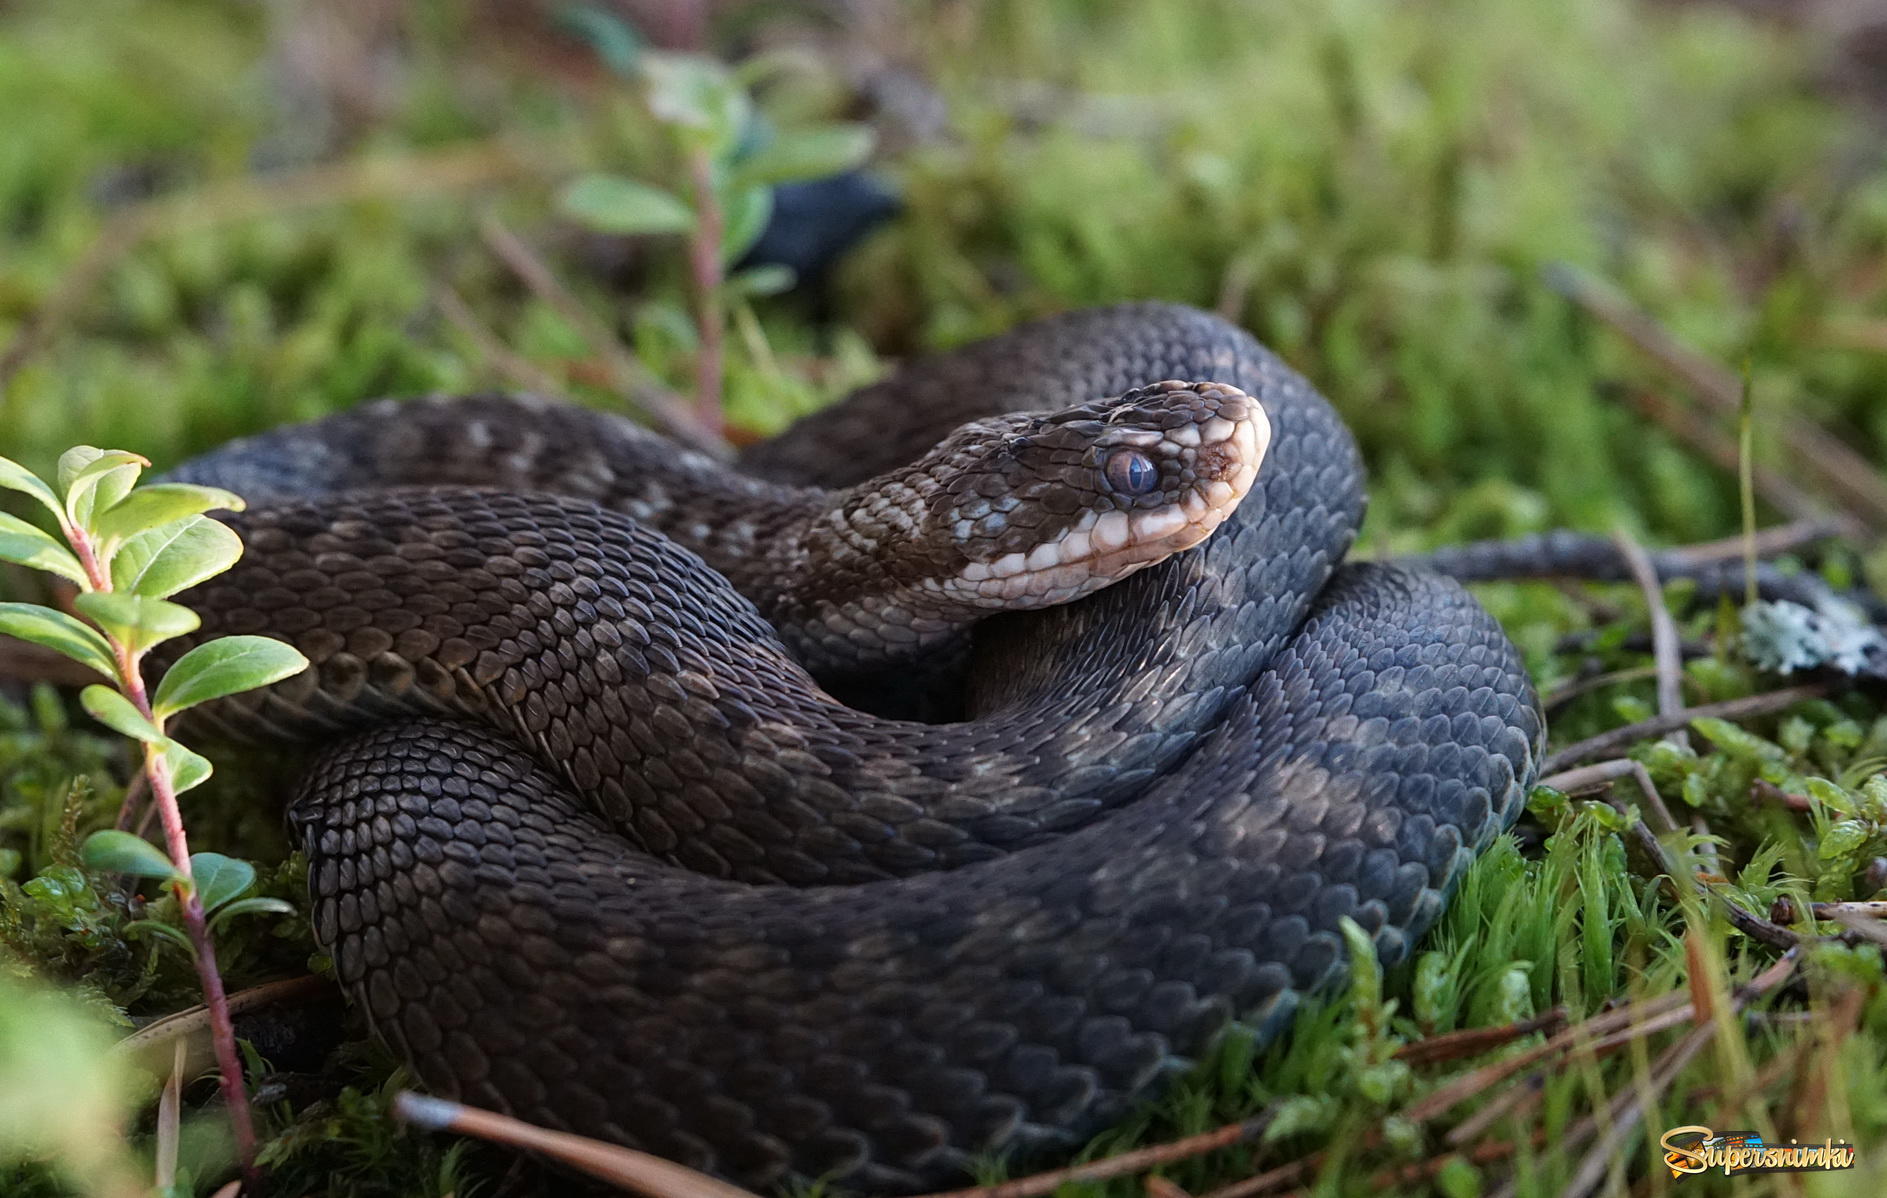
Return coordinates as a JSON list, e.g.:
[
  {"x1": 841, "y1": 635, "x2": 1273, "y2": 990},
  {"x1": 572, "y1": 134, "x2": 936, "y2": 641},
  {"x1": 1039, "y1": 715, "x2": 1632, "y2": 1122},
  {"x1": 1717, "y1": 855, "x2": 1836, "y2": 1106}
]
[{"x1": 956, "y1": 385, "x2": 1269, "y2": 604}]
